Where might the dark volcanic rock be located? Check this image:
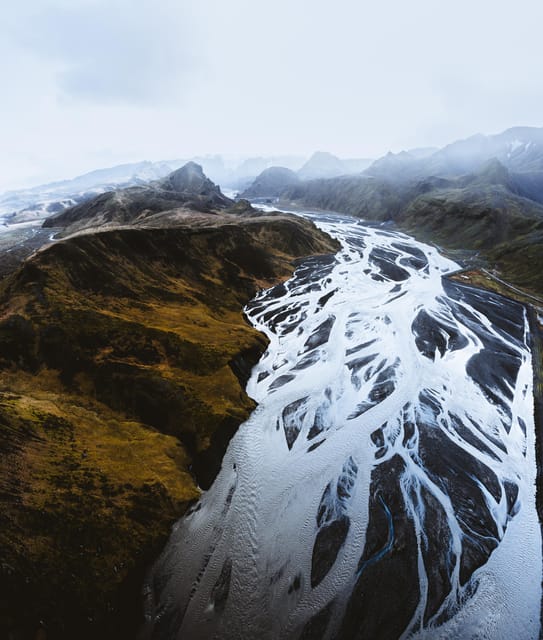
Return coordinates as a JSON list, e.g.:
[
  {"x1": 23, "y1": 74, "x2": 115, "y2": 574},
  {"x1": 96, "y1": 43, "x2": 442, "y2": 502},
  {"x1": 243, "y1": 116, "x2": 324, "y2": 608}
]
[
  {"x1": 161, "y1": 161, "x2": 231, "y2": 207},
  {"x1": 241, "y1": 166, "x2": 300, "y2": 199},
  {"x1": 43, "y1": 162, "x2": 233, "y2": 236},
  {"x1": 339, "y1": 455, "x2": 419, "y2": 640}
]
